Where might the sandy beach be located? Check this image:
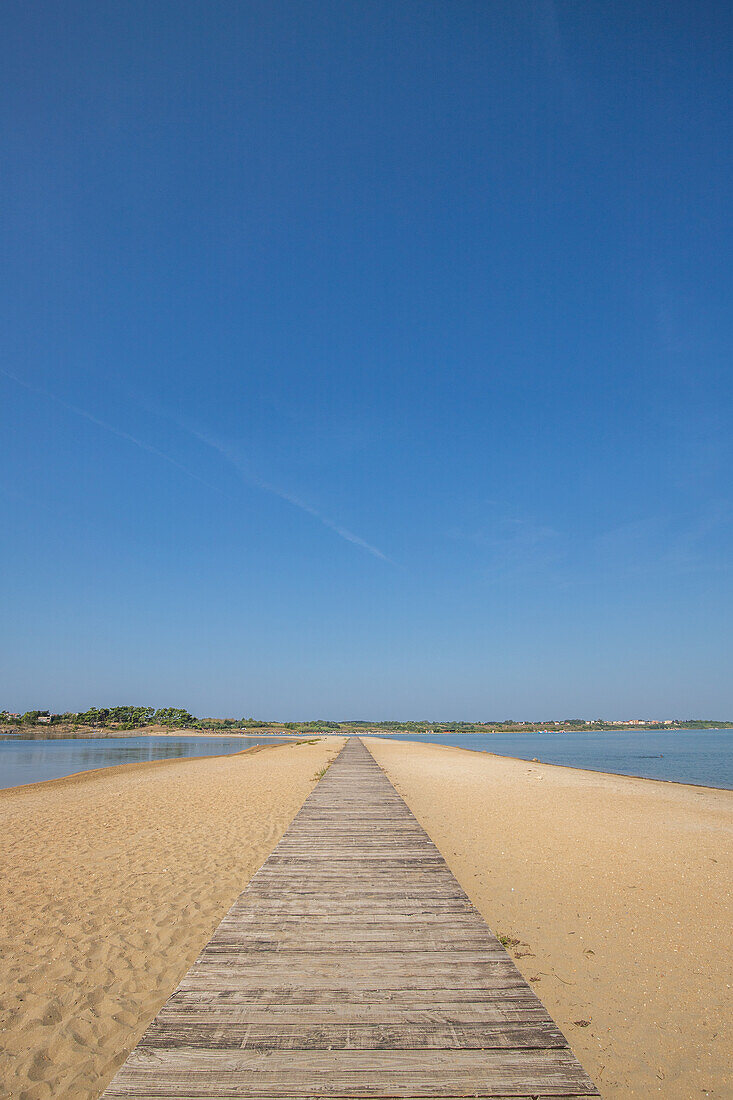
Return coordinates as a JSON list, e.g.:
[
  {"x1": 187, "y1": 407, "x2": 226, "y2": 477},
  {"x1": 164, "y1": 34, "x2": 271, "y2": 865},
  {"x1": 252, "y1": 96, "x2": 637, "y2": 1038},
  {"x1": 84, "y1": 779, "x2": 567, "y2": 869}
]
[
  {"x1": 0, "y1": 738, "x2": 341, "y2": 1100},
  {"x1": 2, "y1": 735, "x2": 731, "y2": 1100},
  {"x1": 365, "y1": 737, "x2": 733, "y2": 1099}
]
